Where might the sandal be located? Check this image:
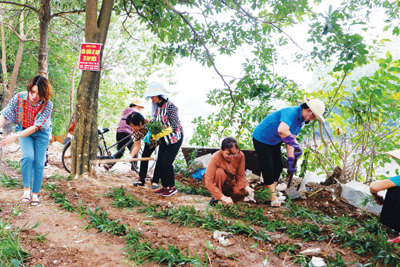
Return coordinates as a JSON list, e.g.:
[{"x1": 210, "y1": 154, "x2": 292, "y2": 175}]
[
  {"x1": 133, "y1": 180, "x2": 145, "y2": 187},
  {"x1": 270, "y1": 199, "x2": 281, "y2": 208},
  {"x1": 21, "y1": 191, "x2": 31, "y2": 203},
  {"x1": 30, "y1": 194, "x2": 40, "y2": 206}
]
